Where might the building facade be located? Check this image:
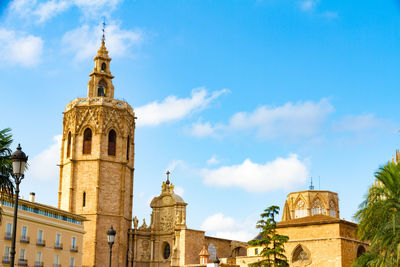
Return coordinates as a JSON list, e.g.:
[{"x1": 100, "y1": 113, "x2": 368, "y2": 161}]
[
  {"x1": 0, "y1": 193, "x2": 85, "y2": 267},
  {"x1": 58, "y1": 41, "x2": 136, "y2": 267},
  {"x1": 129, "y1": 176, "x2": 247, "y2": 267},
  {"x1": 237, "y1": 190, "x2": 367, "y2": 267}
]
